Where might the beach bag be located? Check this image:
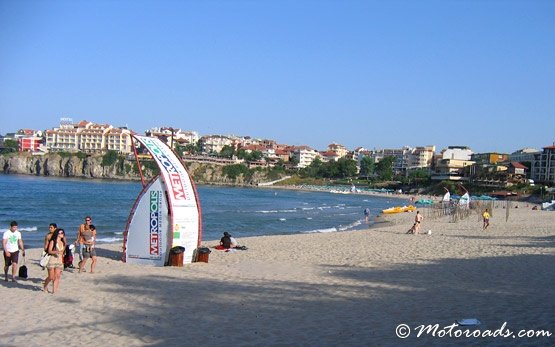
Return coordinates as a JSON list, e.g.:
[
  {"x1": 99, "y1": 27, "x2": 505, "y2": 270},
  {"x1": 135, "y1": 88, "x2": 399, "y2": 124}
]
[
  {"x1": 18, "y1": 257, "x2": 28, "y2": 279},
  {"x1": 39, "y1": 252, "x2": 51, "y2": 268}
]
